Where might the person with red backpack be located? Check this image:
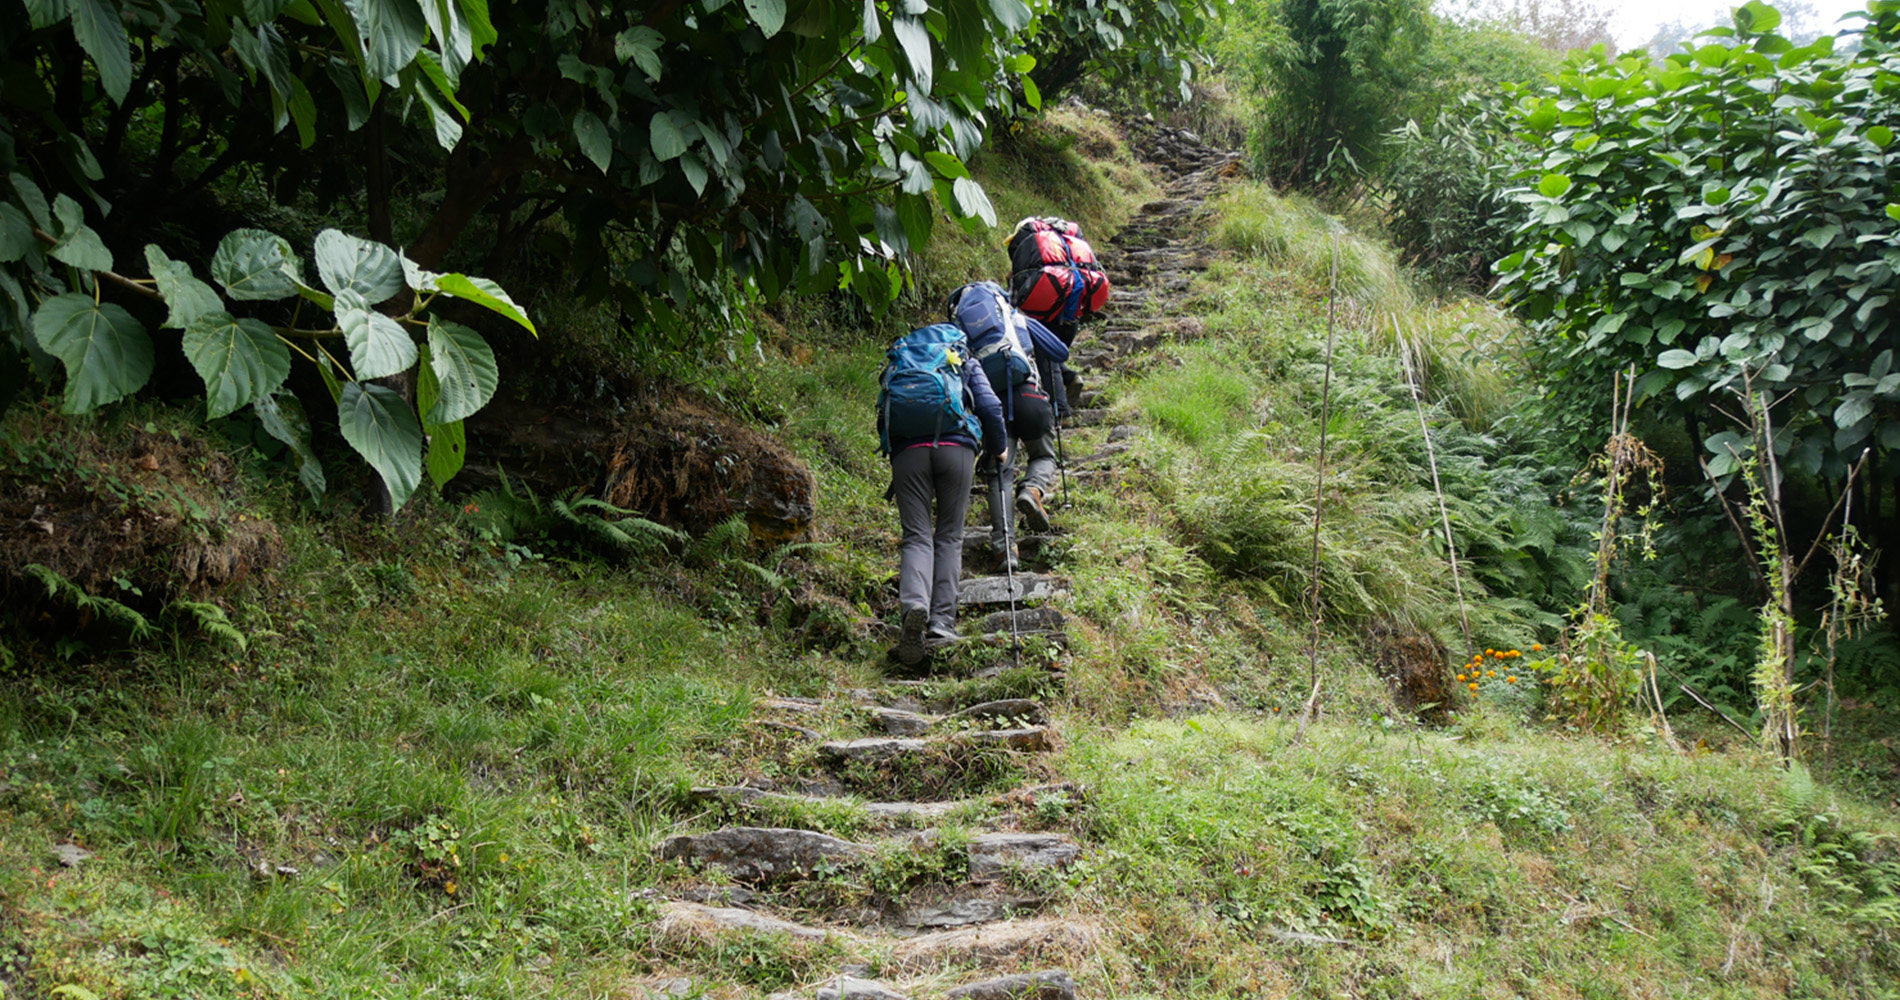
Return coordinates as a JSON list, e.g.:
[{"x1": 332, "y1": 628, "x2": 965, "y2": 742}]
[
  {"x1": 1006, "y1": 214, "x2": 1109, "y2": 453},
  {"x1": 947, "y1": 281, "x2": 1071, "y2": 572},
  {"x1": 876, "y1": 323, "x2": 1009, "y2": 666}
]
